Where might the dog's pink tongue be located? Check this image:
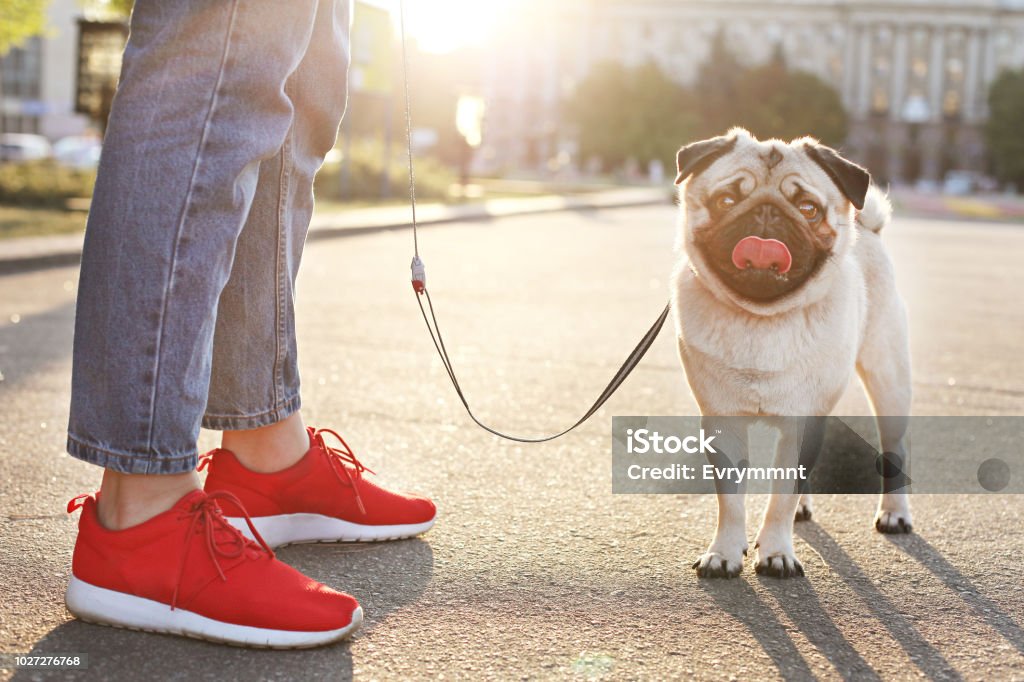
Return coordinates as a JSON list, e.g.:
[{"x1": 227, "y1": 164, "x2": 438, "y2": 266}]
[{"x1": 731, "y1": 236, "x2": 792, "y2": 274}]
